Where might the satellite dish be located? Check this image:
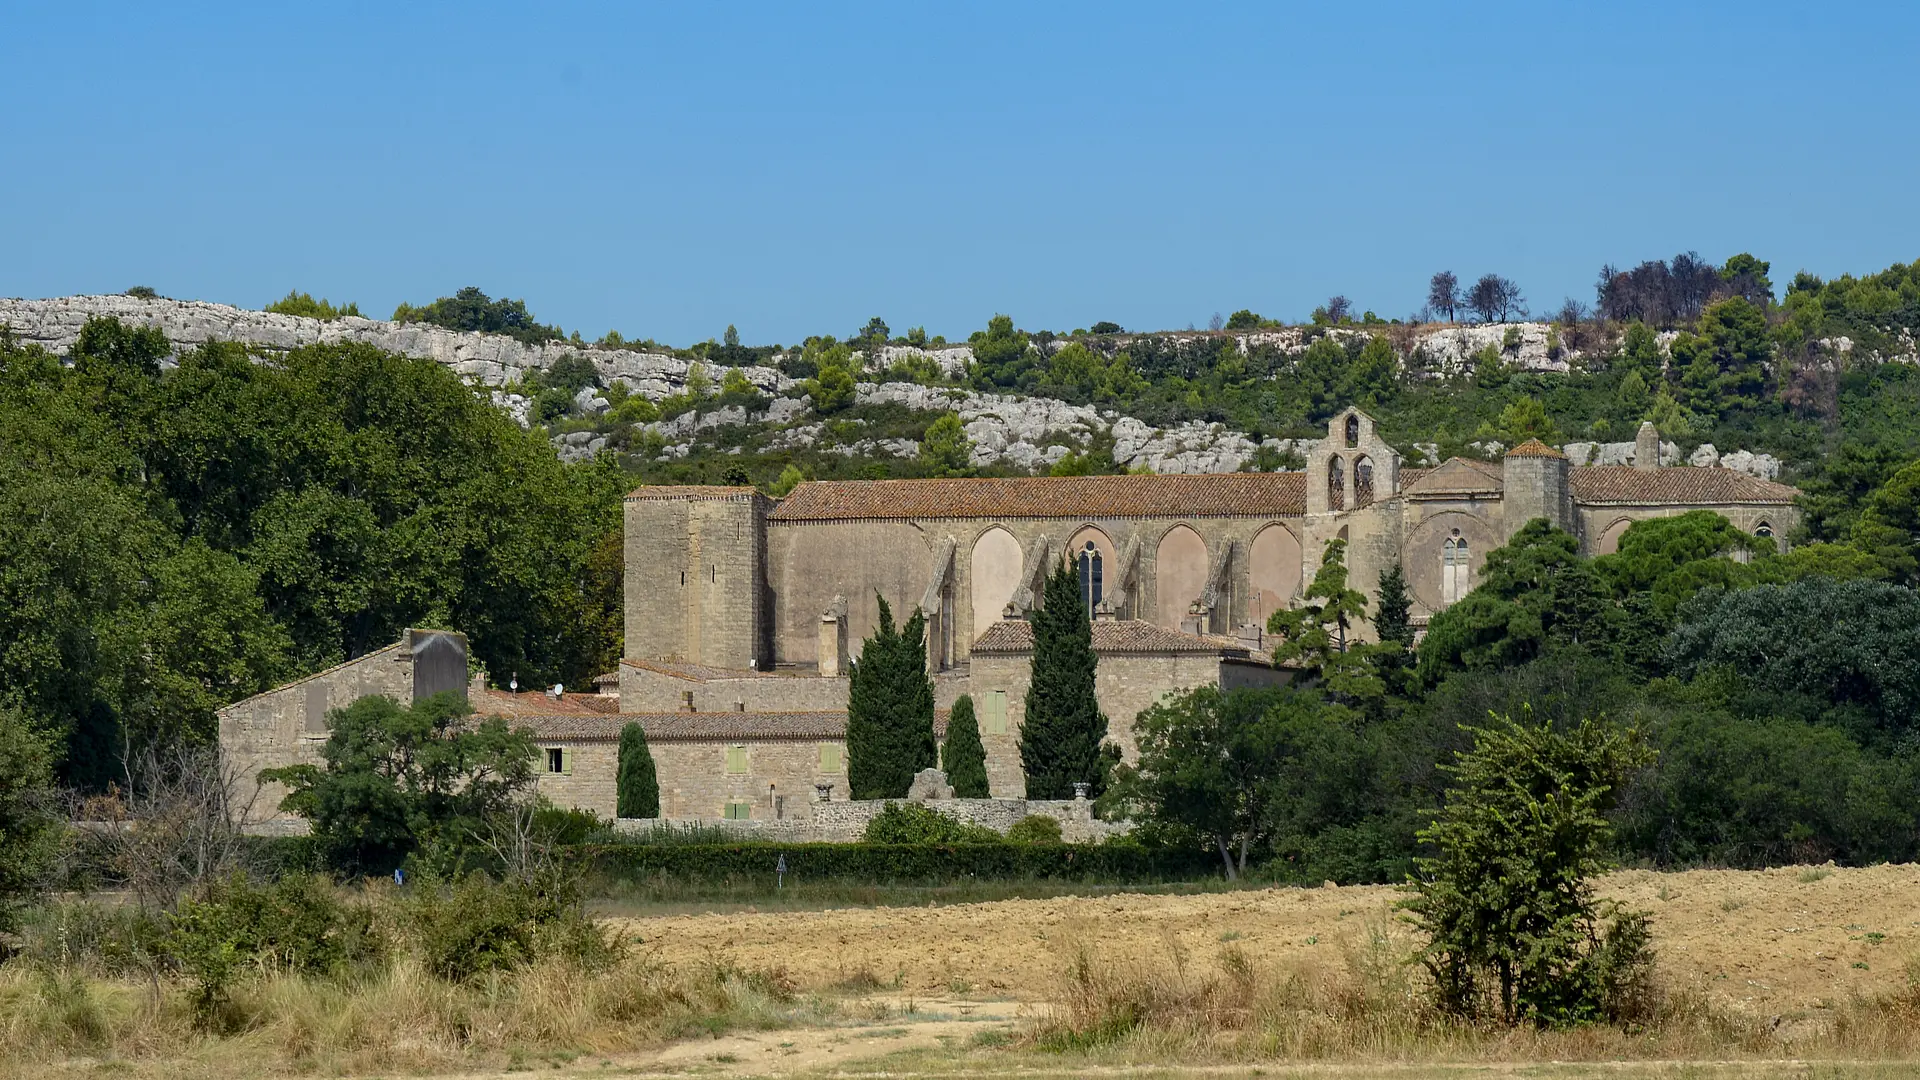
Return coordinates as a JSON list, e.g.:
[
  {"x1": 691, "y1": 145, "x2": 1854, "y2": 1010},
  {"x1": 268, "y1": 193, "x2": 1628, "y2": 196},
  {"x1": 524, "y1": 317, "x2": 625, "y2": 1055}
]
[{"x1": 549, "y1": 683, "x2": 564, "y2": 698}]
